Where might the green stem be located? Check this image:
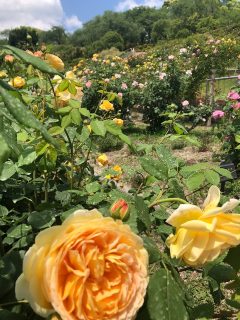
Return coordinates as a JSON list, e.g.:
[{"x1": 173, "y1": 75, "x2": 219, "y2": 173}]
[
  {"x1": 148, "y1": 197, "x2": 188, "y2": 208},
  {"x1": 0, "y1": 300, "x2": 28, "y2": 307}
]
